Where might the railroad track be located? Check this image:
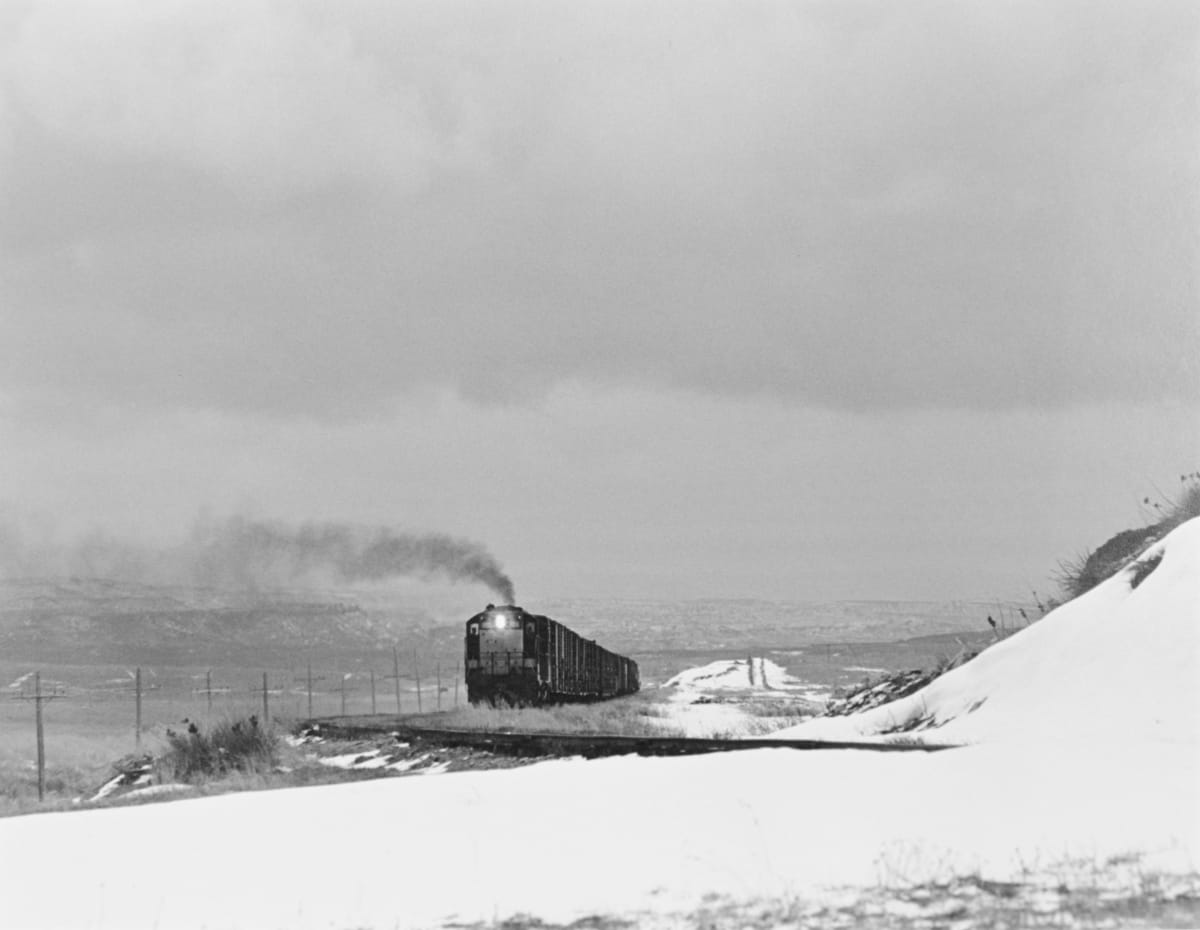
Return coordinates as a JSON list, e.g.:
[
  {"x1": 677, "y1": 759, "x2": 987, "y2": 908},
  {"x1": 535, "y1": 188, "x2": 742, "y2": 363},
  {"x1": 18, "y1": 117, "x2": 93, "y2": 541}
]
[{"x1": 302, "y1": 715, "x2": 955, "y2": 758}]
